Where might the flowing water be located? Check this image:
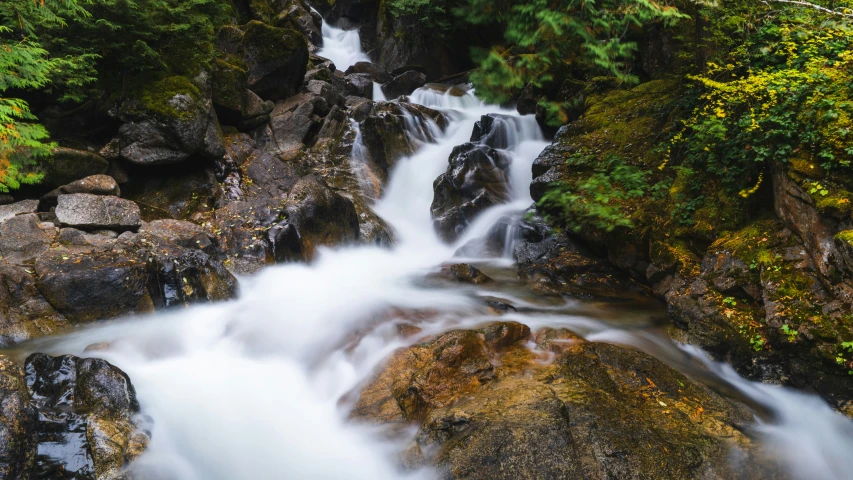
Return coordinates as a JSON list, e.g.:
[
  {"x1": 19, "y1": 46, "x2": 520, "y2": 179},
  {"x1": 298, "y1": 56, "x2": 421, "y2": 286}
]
[{"x1": 9, "y1": 19, "x2": 853, "y2": 480}]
